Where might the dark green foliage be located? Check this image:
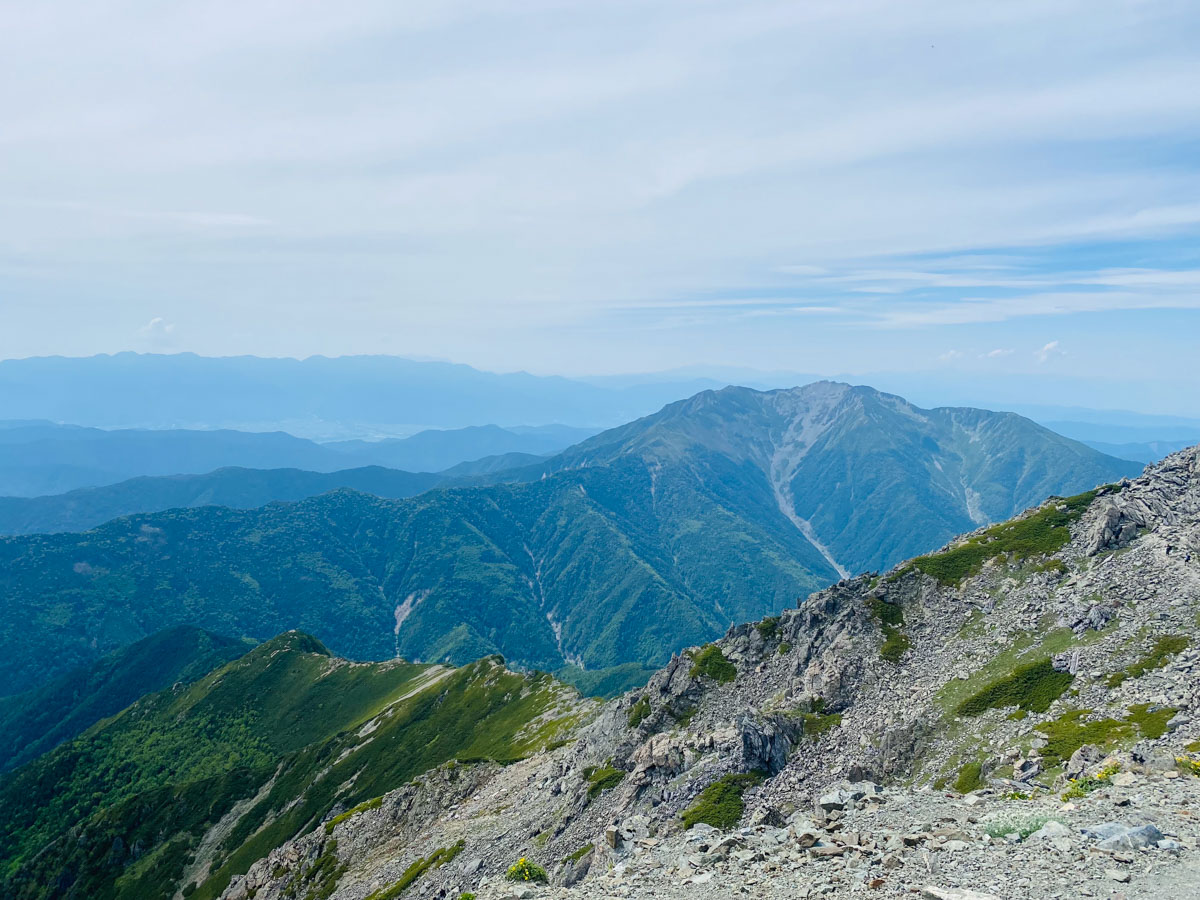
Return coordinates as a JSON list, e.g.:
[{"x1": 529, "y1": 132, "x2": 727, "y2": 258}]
[
  {"x1": 688, "y1": 644, "x2": 737, "y2": 683},
  {"x1": 955, "y1": 659, "x2": 1074, "y2": 717},
  {"x1": 1126, "y1": 703, "x2": 1176, "y2": 739},
  {"x1": 755, "y1": 617, "x2": 780, "y2": 638},
  {"x1": 870, "y1": 598, "x2": 910, "y2": 664},
  {"x1": 1038, "y1": 710, "x2": 1131, "y2": 768},
  {"x1": 1107, "y1": 634, "x2": 1190, "y2": 687},
  {"x1": 0, "y1": 625, "x2": 251, "y2": 772},
  {"x1": 777, "y1": 641, "x2": 792, "y2": 654},
  {"x1": 954, "y1": 761, "x2": 984, "y2": 793},
  {"x1": 584, "y1": 766, "x2": 625, "y2": 800},
  {"x1": 364, "y1": 841, "x2": 464, "y2": 900},
  {"x1": 627, "y1": 696, "x2": 651, "y2": 728},
  {"x1": 0, "y1": 632, "x2": 579, "y2": 900},
  {"x1": 680, "y1": 771, "x2": 766, "y2": 830},
  {"x1": 0, "y1": 451, "x2": 834, "y2": 697},
  {"x1": 1036, "y1": 705, "x2": 1177, "y2": 768},
  {"x1": 798, "y1": 709, "x2": 842, "y2": 739},
  {"x1": 910, "y1": 489, "x2": 1101, "y2": 585}
]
